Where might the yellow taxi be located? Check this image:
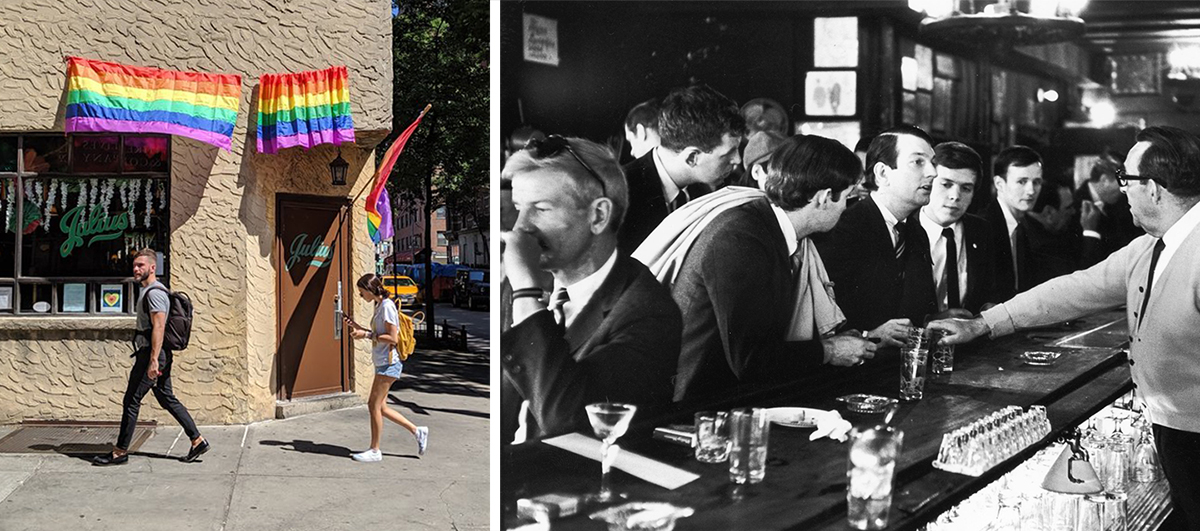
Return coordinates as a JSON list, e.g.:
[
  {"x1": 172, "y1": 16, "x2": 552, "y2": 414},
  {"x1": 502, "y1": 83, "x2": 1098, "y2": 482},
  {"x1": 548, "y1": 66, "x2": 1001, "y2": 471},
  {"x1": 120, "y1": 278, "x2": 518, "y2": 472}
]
[{"x1": 382, "y1": 275, "x2": 420, "y2": 307}]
